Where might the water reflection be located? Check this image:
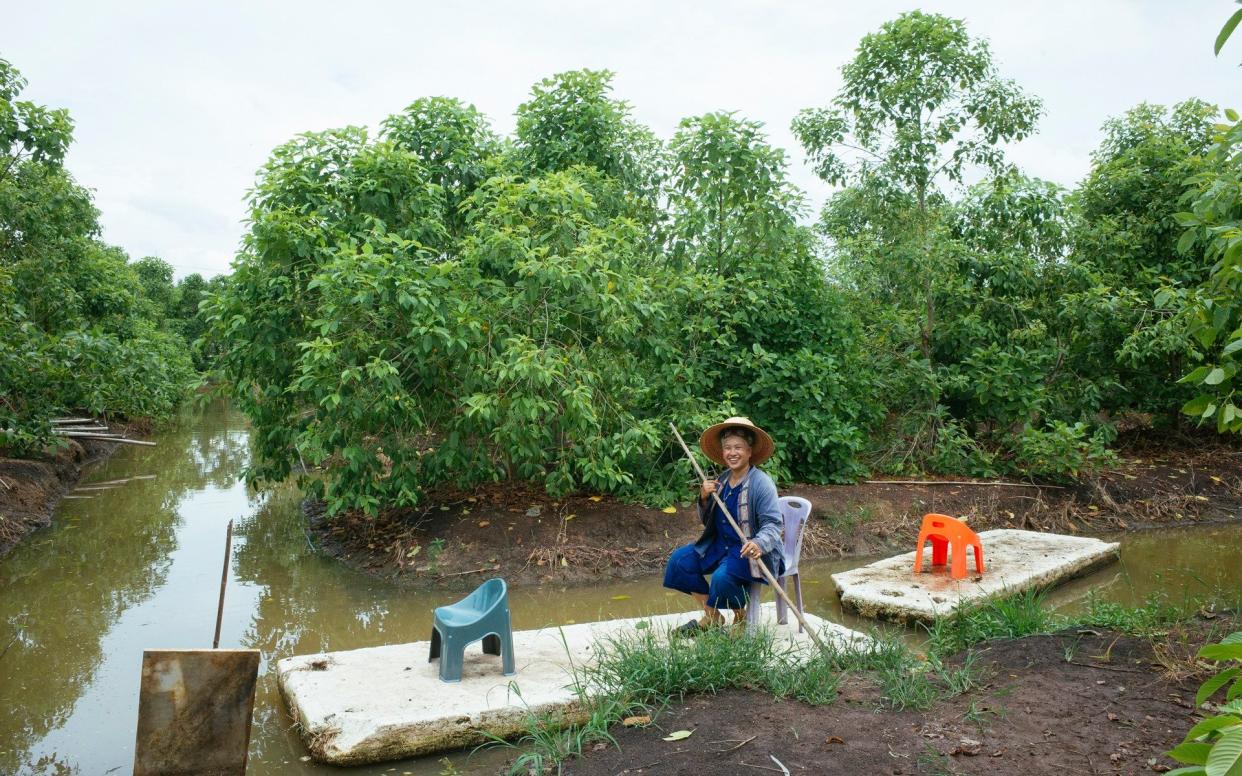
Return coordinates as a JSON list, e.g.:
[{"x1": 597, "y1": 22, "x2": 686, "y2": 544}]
[
  {"x1": 1, "y1": 400, "x2": 1239, "y2": 775},
  {"x1": 1, "y1": 401, "x2": 250, "y2": 775}
]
